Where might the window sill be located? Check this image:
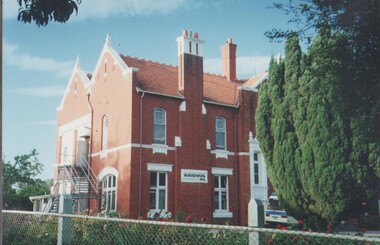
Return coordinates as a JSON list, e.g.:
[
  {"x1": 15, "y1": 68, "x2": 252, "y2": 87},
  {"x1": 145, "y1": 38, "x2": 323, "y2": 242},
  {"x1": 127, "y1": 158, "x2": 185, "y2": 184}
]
[
  {"x1": 100, "y1": 150, "x2": 107, "y2": 159},
  {"x1": 213, "y1": 211, "x2": 233, "y2": 218},
  {"x1": 212, "y1": 149, "x2": 229, "y2": 159},
  {"x1": 152, "y1": 144, "x2": 168, "y2": 155},
  {"x1": 147, "y1": 210, "x2": 172, "y2": 219}
]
